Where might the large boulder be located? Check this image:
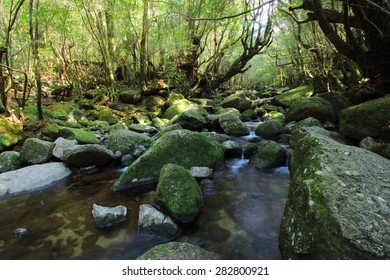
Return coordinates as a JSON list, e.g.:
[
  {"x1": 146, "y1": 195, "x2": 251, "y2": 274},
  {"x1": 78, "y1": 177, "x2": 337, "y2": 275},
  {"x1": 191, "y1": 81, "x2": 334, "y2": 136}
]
[
  {"x1": 280, "y1": 126, "x2": 390, "y2": 259},
  {"x1": 52, "y1": 137, "x2": 78, "y2": 160},
  {"x1": 138, "y1": 204, "x2": 179, "y2": 239},
  {"x1": 221, "y1": 92, "x2": 252, "y2": 112},
  {"x1": 285, "y1": 97, "x2": 335, "y2": 123},
  {"x1": 107, "y1": 129, "x2": 154, "y2": 154},
  {"x1": 112, "y1": 129, "x2": 224, "y2": 191},
  {"x1": 0, "y1": 118, "x2": 23, "y2": 152},
  {"x1": 19, "y1": 138, "x2": 55, "y2": 164},
  {"x1": 0, "y1": 162, "x2": 71, "y2": 197},
  {"x1": 136, "y1": 242, "x2": 219, "y2": 260},
  {"x1": 162, "y1": 99, "x2": 198, "y2": 120},
  {"x1": 339, "y1": 96, "x2": 390, "y2": 140},
  {"x1": 62, "y1": 144, "x2": 114, "y2": 167},
  {"x1": 119, "y1": 89, "x2": 142, "y2": 104},
  {"x1": 174, "y1": 109, "x2": 207, "y2": 131},
  {"x1": 249, "y1": 140, "x2": 287, "y2": 169},
  {"x1": 0, "y1": 151, "x2": 22, "y2": 174},
  {"x1": 274, "y1": 84, "x2": 314, "y2": 108},
  {"x1": 218, "y1": 112, "x2": 248, "y2": 136},
  {"x1": 156, "y1": 164, "x2": 203, "y2": 224}
]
